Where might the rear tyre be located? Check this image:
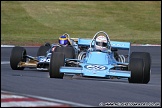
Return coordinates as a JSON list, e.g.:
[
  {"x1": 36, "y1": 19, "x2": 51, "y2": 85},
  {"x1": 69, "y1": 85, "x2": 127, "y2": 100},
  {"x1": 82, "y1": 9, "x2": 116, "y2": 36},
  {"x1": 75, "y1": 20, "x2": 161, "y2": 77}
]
[
  {"x1": 44, "y1": 42, "x2": 51, "y2": 47},
  {"x1": 54, "y1": 46, "x2": 75, "y2": 59},
  {"x1": 129, "y1": 52, "x2": 151, "y2": 84},
  {"x1": 49, "y1": 52, "x2": 64, "y2": 78},
  {"x1": 10, "y1": 46, "x2": 27, "y2": 70},
  {"x1": 37, "y1": 45, "x2": 51, "y2": 56}
]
